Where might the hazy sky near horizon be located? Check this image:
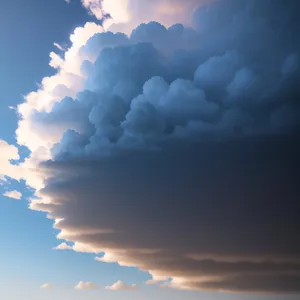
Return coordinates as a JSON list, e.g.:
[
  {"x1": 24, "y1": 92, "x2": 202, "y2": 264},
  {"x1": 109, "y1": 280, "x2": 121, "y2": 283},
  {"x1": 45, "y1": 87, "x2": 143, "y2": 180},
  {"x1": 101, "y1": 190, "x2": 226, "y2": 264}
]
[{"x1": 0, "y1": 0, "x2": 300, "y2": 299}]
